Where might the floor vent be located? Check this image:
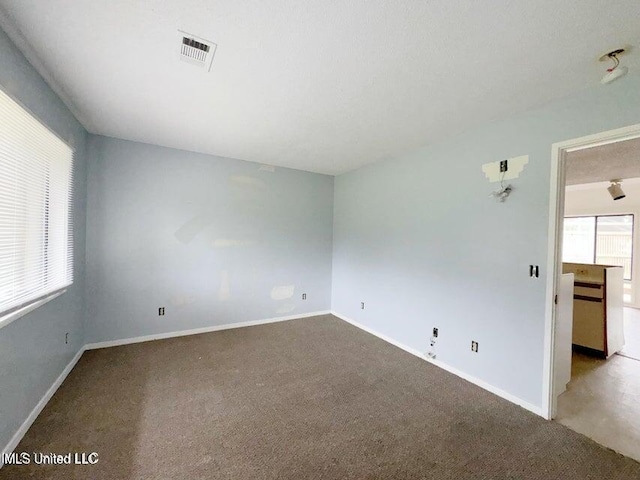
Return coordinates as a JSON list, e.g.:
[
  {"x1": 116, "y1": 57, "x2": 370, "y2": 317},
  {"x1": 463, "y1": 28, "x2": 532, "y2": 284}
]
[{"x1": 178, "y1": 30, "x2": 217, "y2": 71}]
